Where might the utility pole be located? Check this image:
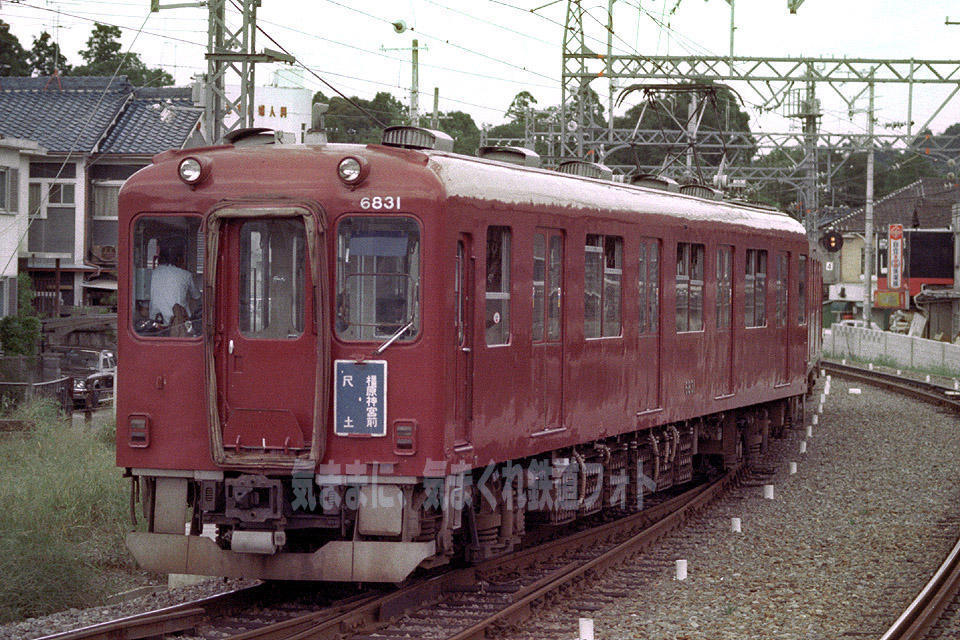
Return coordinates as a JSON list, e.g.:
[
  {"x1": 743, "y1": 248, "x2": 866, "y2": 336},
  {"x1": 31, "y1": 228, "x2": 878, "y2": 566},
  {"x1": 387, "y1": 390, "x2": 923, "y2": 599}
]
[
  {"x1": 862, "y1": 77, "x2": 875, "y2": 328},
  {"x1": 411, "y1": 39, "x2": 420, "y2": 125},
  {"x1": 607, "y1": 0, "x2": 614, "y2": 144},
  {"x1": 431, "y1": 87, "x2": 439, "y2": 129},
  {"x1": 381, "y1": 39, "x2": 426, "y2": 126}
]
